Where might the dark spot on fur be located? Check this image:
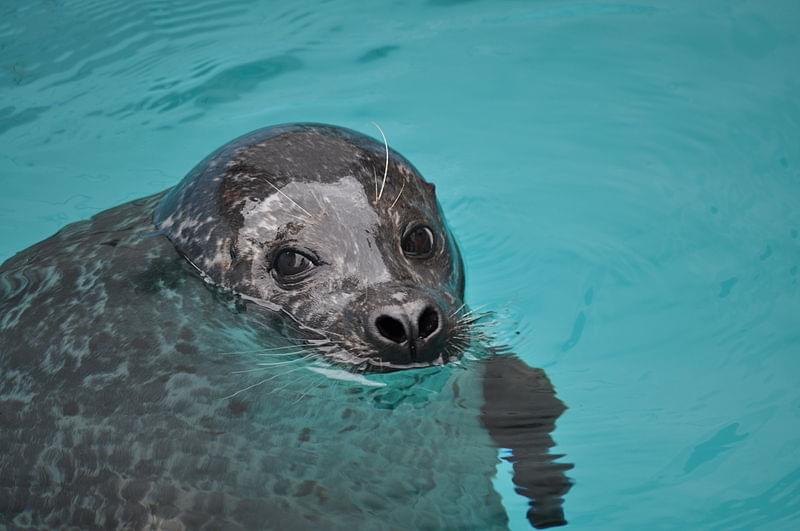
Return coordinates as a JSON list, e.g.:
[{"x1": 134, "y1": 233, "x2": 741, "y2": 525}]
[
  {"x1": 0, "y1": 487, "x2": 28, "y2": 518},
  {"x1": 340, "y1": 276, "x2": 359, "y2": 291},
  {"x1": 295, "y1": 480, "x2": 317, "y2": 497},
  {"x1": 138, "y1": 380, "x2": 167, "y2": 403},
  {"x1": 199, "y1": 415, "x2": 224, "y2": 435},
  {"x1": 273, "y1": 478, "x2": 290, "y2": 495},
  {"x1": 72, "y1": 507, "x2": 97, "y2": 526},
  {"x1": 133, "y1": 257, "x2": 186, "y2": 293},
  {"x1": 218, "y1": 163, "x2": 264, "y2": 232},
  {"x1": 180, "y1": 509, "x2": 208, "y2": 529},
  {"x1": 131, "y1": 334, "x2": 158, "y2": 353},
  {"x1": 0, "y1": 400, "x2": 25, "y2": 427},
  {"x1": 109, "y1": 448, "x2": 133, "y2": 469},
  {"x1": 175, "y1": 341, "x2": 197, "y2": 355},
  {"x1": 206, "y1": 491, "x2": 225, "y2": 515},
  {"x1": 298, "y1": 427, "x2": 311, "y2": 443},
  {"x1": 179, "y1": 327, "x2": 196, "y2": 342},
  {"x1": 121, "y1": 479, "x2": 150, "y2": 502},
  {"x1": 152, "y1": 440, "x2": 174, "y2": 462},
  {"x1": 227, "y1": 399, "x2": 248, "y2": 416},
  {"x1": 101, "y1": 239, "x2": 119, "y2": 247},
  {"x1": 62, "y1": 401, "x2": 79, "y2": 416},
  {"x1": 200, "y1": 456, "x2": 229, "y2": 477},
  {"x1": 134, "y1": 459, "x2": 159, "y2": 477},
  {"x1": 154, "y1": 502, "x2": 180, "y2": 520},
  {"x1": 88, "y1": 331, "x2": 115, "y2": 354}
]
